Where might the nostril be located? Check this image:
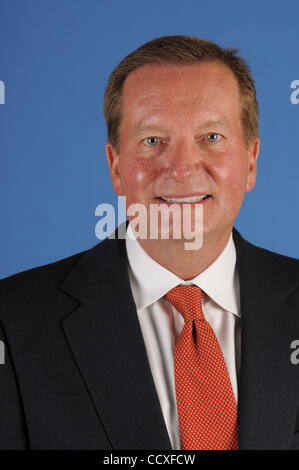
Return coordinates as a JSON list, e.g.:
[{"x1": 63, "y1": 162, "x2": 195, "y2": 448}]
[{"x1": 171, "y1": 165, "x2": 192, "y2": 178}]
